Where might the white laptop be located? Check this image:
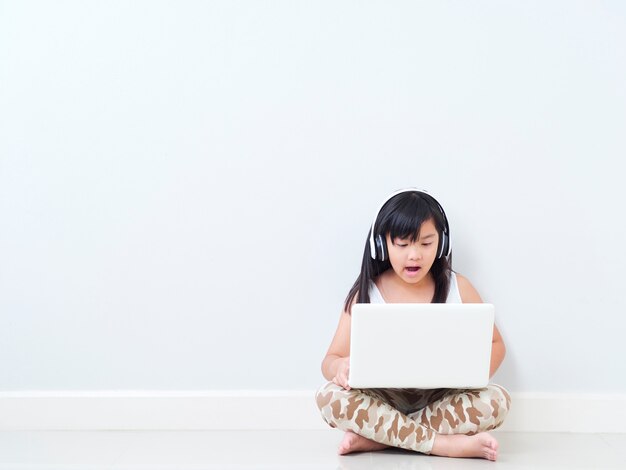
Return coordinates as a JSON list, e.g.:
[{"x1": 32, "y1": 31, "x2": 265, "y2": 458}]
[{"x1": 348, "y1": 303, "x2": 494, "y2": 389}]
